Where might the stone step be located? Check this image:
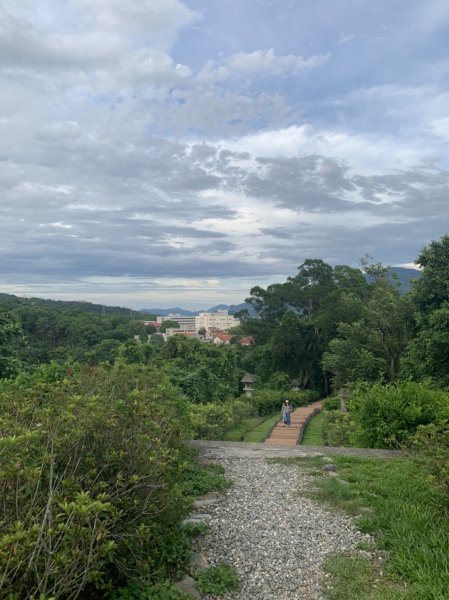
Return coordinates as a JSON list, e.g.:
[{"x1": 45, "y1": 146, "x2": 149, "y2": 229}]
[
  {"x1": 264, "y1": 401, "x2": 323, "y2": 446},
  {"x1": 265, "y1": 438, "x2": 298, "y2": 445}
]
